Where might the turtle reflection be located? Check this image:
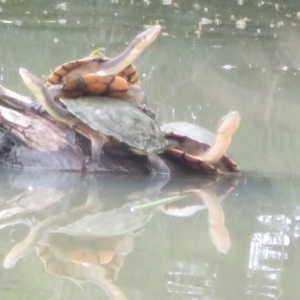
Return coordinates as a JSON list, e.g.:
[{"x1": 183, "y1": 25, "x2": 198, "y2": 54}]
[
  {"x1": 1, "y1": 173, "x2": 237, "y2": 299},
  {"x1": 159, "y1": 176, "x2": 237, "y2": 254}
]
